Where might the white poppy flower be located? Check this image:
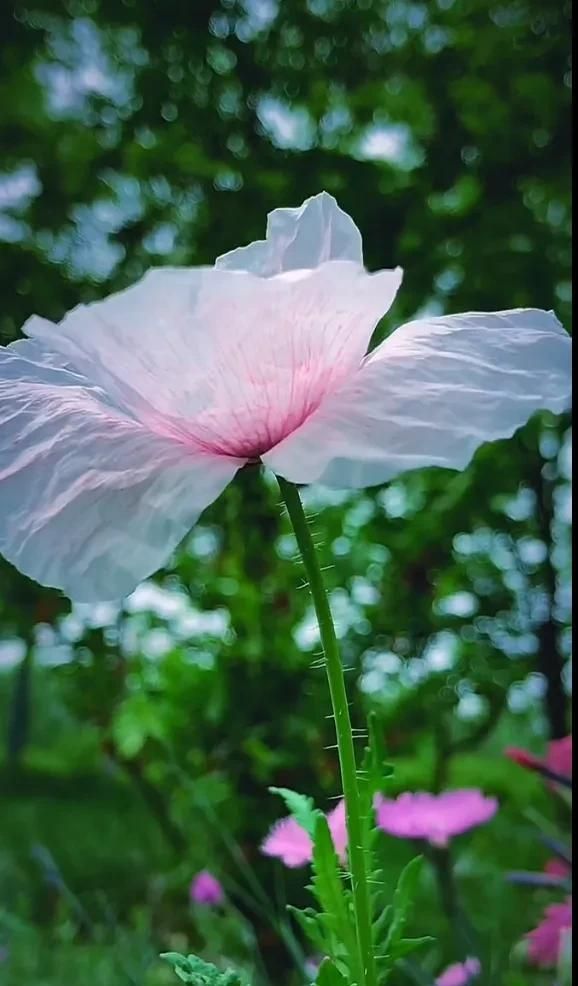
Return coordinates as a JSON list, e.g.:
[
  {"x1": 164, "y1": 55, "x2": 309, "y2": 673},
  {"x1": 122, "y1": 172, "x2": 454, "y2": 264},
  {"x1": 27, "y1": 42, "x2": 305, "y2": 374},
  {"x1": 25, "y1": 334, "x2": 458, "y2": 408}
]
[{"x1": 0, "y1": 193, "x2": 571, "y2": 600}]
